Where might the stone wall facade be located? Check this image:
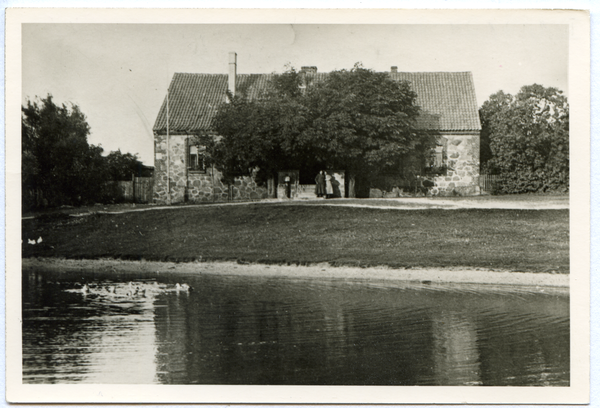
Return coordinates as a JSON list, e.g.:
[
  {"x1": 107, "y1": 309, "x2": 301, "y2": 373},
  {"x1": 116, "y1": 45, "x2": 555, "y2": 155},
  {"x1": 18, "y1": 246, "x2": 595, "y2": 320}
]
[
  {"x1": 153, "y1": 133, "x2": 269, "y2": 204},
  {"x1": 154, "y1": 132, "x2": 479, "y2": 202},
  {"x1": 430, "y1": 133, "x2": 480, "y2": 196}
]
